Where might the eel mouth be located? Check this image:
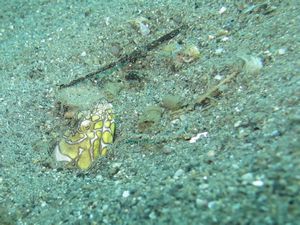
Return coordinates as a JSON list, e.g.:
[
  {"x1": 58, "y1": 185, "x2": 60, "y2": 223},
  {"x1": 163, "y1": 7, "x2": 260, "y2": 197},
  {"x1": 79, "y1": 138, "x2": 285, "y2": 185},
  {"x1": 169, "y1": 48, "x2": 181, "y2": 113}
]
[{"x1": 54, "y1": 145, "x2": 72, "y2": 162}]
